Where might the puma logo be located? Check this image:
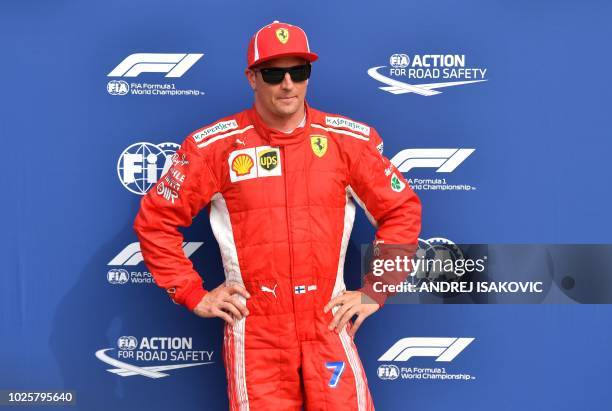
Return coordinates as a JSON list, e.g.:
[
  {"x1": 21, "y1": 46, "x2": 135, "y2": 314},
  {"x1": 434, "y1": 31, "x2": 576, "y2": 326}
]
[
  {"x1": 235, "y1": 138, "x2": 246, "y2": 146},
  {"x1": 261, "y1": 284, "x2": 278, "y2": 298}
]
